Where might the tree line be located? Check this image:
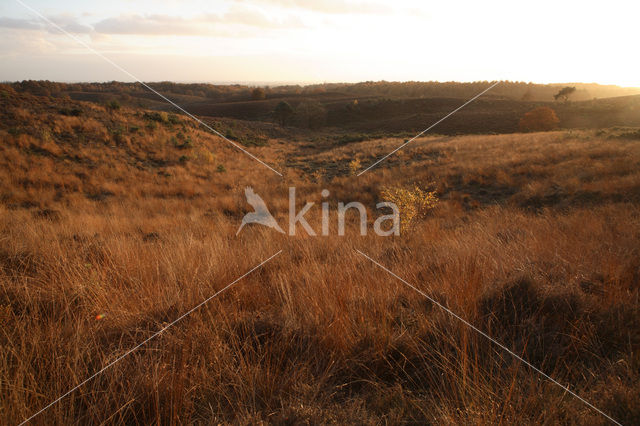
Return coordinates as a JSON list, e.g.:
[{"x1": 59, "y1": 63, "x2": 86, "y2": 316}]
[{"x1": 9, "y1": 80, "x2": 638, "y2": 103}]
